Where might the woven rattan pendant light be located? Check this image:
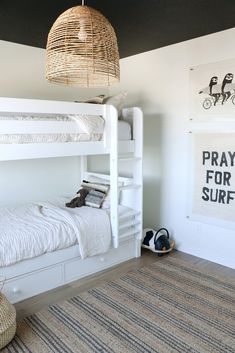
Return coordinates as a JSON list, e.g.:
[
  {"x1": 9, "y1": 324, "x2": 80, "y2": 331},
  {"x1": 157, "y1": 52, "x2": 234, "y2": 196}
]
[{"x1": 46, "y1": 2, "x2": 120, "y2": 87}]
